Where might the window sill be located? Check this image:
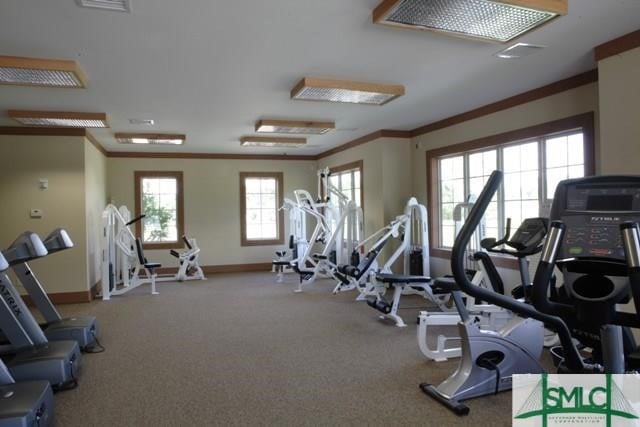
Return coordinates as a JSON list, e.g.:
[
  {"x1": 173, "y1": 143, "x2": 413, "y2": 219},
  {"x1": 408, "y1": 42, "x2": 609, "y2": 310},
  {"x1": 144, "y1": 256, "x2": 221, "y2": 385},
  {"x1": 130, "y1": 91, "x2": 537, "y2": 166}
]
[
  {"x1": 241, "y1": 238, "x2": 284, "y2": 247},
  {"x1": 142, "y1": 242, "x2": 184, "y2": 250},
  {"x1": 431, "y1": 247, "x2": 519, "y2": 270}
]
